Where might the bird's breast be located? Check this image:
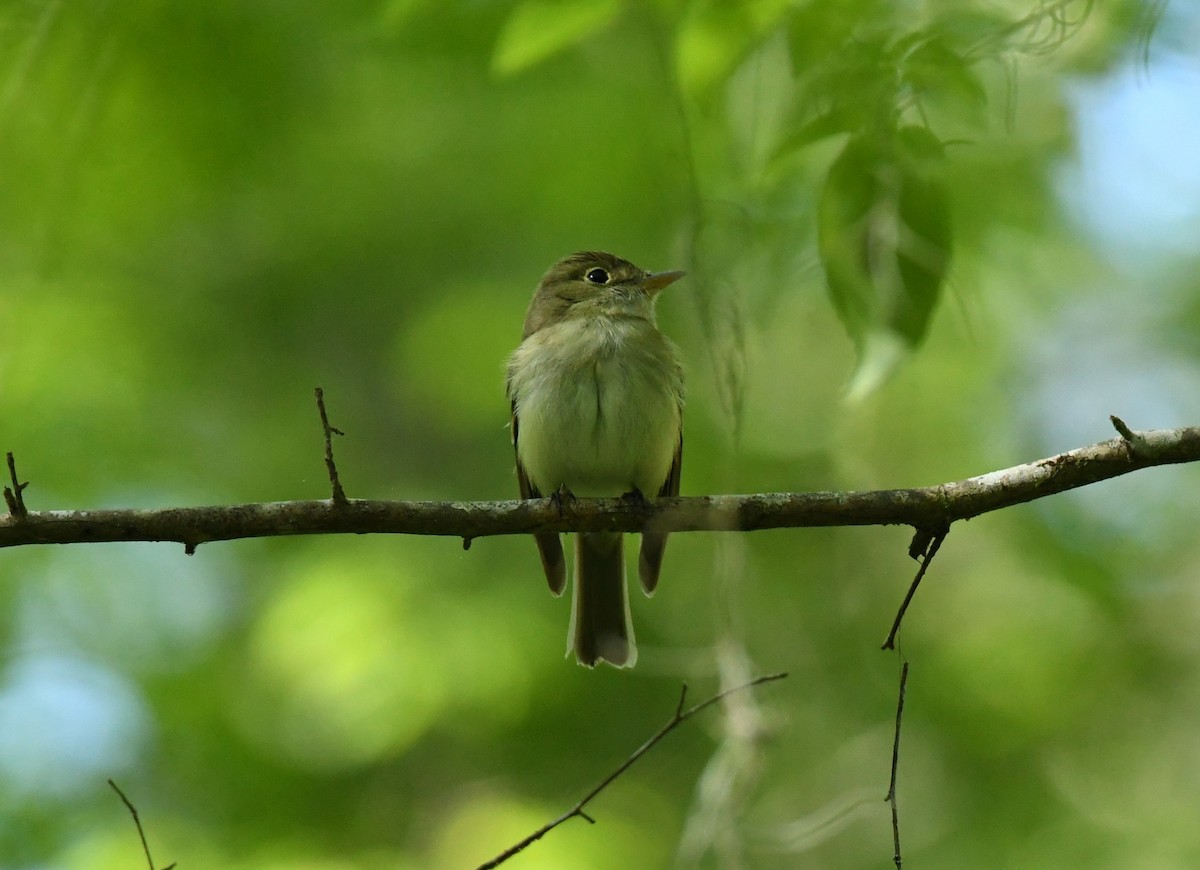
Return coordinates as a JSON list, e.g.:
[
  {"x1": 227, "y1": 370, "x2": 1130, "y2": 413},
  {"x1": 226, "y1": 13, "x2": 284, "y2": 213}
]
[{"x1": 510, "y1": 317, "x2": 682, "y2": 497}]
